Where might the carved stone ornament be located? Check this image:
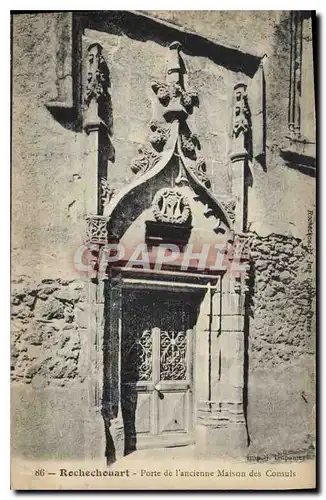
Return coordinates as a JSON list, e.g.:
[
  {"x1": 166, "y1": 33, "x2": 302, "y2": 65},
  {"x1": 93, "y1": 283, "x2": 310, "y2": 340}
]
[
  {"x1": 131, "y1": 146, "x2": 161, "y2": 175},
  {"x1": 220, "y1": 198, "x2": 237, "y2": 224},
  {"x1": 151, "y1": 81, "x2": 199, "y2": 119},
  {"x1": 234, "y1": 233, "x2": 254, "y2": 261},
  {"x1": 100, "y1": 178, "x2": 115, "y2": 212},
  {"x1": 152, "y1": 188, "x2": 191, "y2": 225},
  {"x1": 149, "y1": 120, "x2": 170, "y2": 151},
  {"x1": 232, "y1": 83, "x2": 250, "y2": 138},
  {"x1": 187, "y1": 156, "x2": 211, "y2": 189},
  {"x1": 85, "y1": 215, "x2": 108, "y2": 244},
  {"x1": 129, "y1": 41, "x2": 210, "y2": 190},
  {"x1": 84, "y1": 43, "x2": 109, "y2": 108},
  {"x1": 105, "y1": 43, "x2": 233, "y2": 240},
  {"x1": 150, "y1": 41, "x2": 199, "y2": 123},
  {"x1": 180, "y1": 131, "x2": 200, "y2": 159}
]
